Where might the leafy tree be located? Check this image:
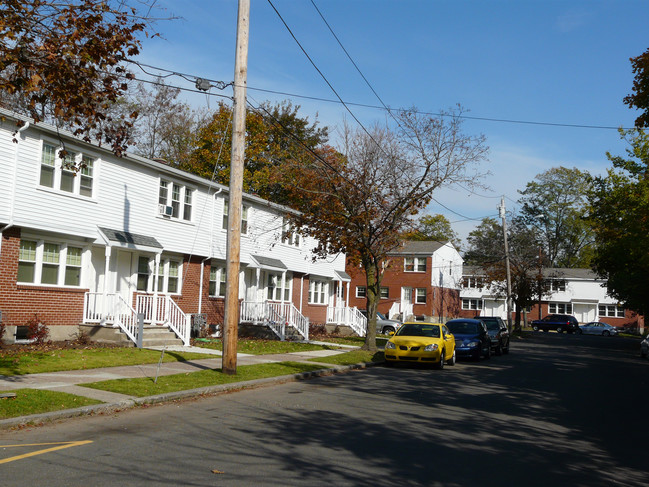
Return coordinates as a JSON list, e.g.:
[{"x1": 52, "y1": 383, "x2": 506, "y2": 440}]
[
  {"x1": 518, "y1": 166, "x2": 594, "y2": 268},
  {"x1": 0, "y1": 0, "x2": 161, "y2": 157},
  {"x1": 465, "y1": 217, "x2": 551, "y2": 328},
  {"x1": 182, "y1": 101, "x2": 327, "y2": 204},
  {"x1": 129, "y1": 79, "x2": 209, "y2": 163},
  {"x1": 588, "y1": 129, "x2": 649, "y2": 316},
  {"x1": 624, "y1": 47, "x2": 649, "y2": 128},
  {"x1": 282, "y1": 107, "x2": 489, "y2": 351},
  {"x1": 402, "y1": 214, "x2": 461, "y2": 249}
]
